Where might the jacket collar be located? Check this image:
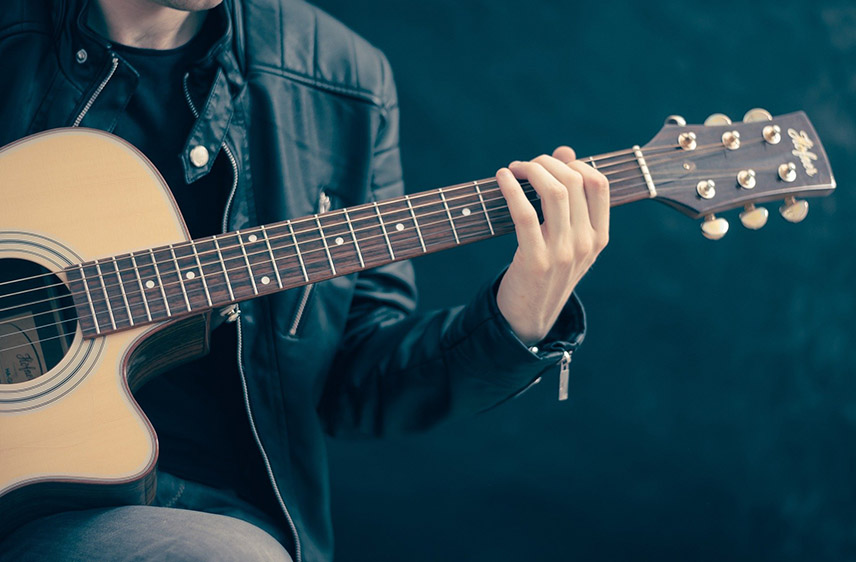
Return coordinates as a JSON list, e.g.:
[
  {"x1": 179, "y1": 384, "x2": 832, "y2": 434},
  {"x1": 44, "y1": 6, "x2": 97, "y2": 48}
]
[{"x1": 56, "y1": 0, "x2": 244, "y2": 181}]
